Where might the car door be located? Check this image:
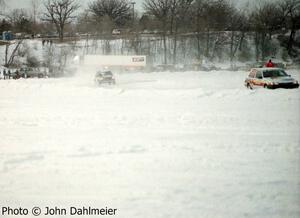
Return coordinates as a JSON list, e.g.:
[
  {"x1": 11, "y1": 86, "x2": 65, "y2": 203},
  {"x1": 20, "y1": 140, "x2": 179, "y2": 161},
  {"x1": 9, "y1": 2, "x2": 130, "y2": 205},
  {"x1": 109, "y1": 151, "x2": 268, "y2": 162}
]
[
  {"x1": 254, "y1": 70, "x2": 264, "y2": 86},
  {"x1": 248, "y1": 70, "x2": 256, "y2": 86}
]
